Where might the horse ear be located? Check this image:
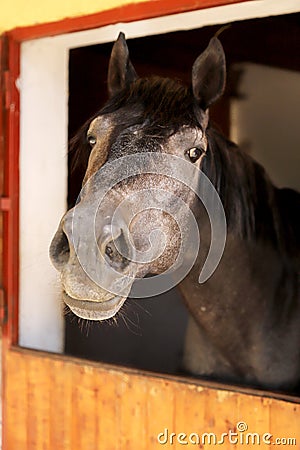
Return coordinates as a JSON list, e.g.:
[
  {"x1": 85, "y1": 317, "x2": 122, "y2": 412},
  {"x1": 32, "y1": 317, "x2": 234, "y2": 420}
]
[
  {"x1": 107, "y1": 32, "x2": 138, "y2": 97},
  {"x1": 192, "y1": 37, "x2": 226, "y2": 110}
]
